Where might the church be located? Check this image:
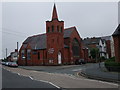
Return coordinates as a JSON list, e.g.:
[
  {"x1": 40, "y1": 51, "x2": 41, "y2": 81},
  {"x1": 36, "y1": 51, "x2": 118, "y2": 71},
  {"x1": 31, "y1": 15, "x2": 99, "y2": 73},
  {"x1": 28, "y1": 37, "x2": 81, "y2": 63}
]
[{"x1": 18, "y1": 4, "x2": 84, "y2": 66}]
